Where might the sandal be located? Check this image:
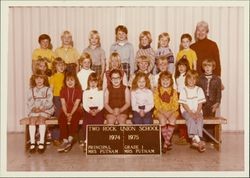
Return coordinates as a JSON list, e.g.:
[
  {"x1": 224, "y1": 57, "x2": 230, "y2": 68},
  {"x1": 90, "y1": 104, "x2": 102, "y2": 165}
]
[
  {"x1": 198, "y1": 141, "x2": 206, "y2": 153},
  {"x1": 191, "y1": 140, "x2": 199, "y2": 148},
  {"x1": 29, "y1": 143, "x2": 36, "y2": 153}
]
